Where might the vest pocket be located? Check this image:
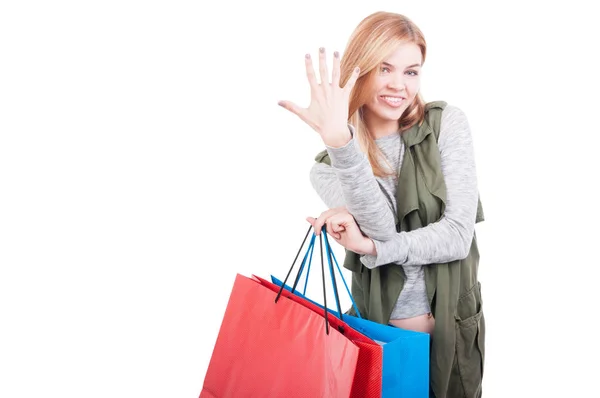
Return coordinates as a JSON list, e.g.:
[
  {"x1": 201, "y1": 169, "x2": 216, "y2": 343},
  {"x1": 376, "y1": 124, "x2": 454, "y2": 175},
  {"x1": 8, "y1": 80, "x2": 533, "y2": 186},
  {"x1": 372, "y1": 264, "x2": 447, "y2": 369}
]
[{"x1": 454, "y1": 282, "x2": 484, "y2": 398}]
